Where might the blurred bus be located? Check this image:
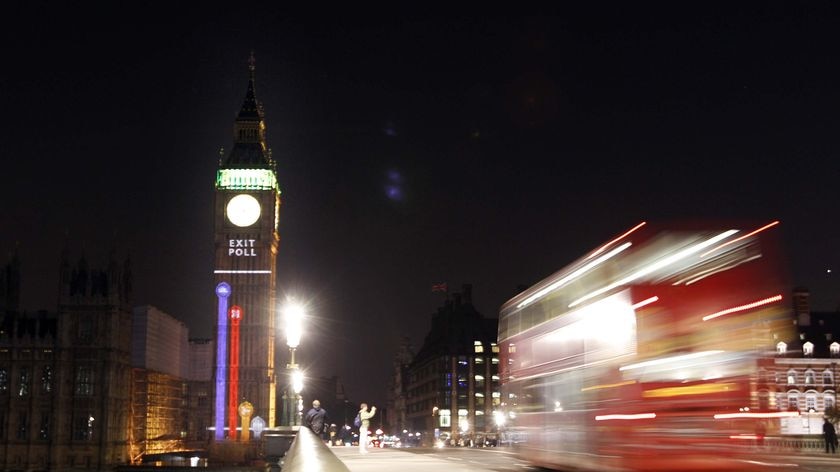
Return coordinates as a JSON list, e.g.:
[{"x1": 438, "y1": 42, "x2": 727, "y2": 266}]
[{"x1": 498, "y1": 221, "x2": 794, "y2": 471}]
